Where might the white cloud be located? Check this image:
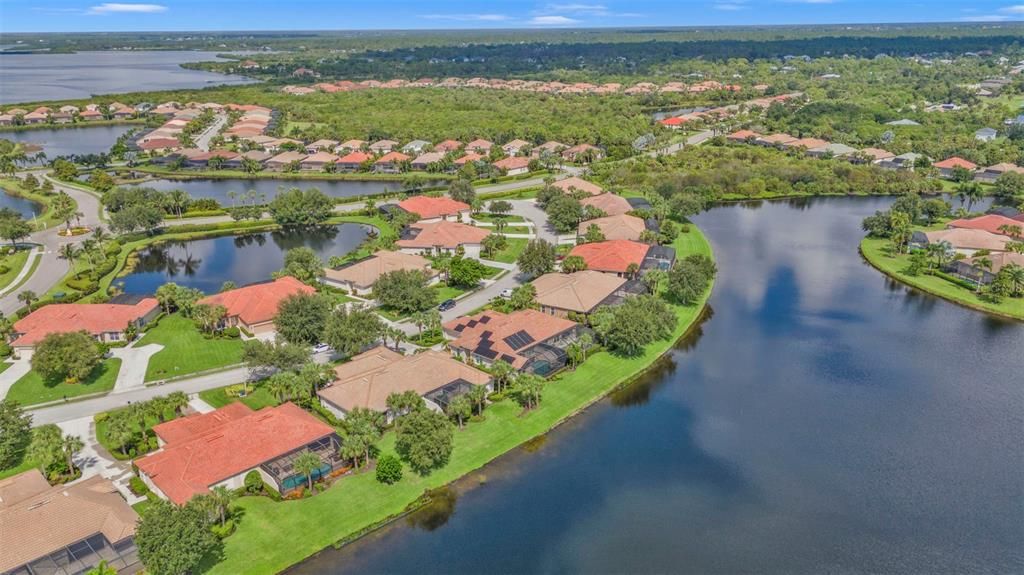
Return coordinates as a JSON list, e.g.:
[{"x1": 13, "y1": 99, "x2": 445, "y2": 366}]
[
  {"x1": 529, "y1": 15, "x2": 581, "y2": 25},
  {"x1": 714, "y1": 2, "x2": 745, "y2": 10},
  {"x1": 999, "y1": 5, "x2": 1024, "y2": 13},
  {"x1": 960, "y1": 14, "x2": 1011, "y2": 21},
  {"x1": 87, "y1": 3, "x2": 167, "y2": 14},
  {"x1": 422, "y1": 13, "x2": 511, "y2": 21},
  {"x1": 543, "y1": 3, "x2": 610, "y2": 15}
]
